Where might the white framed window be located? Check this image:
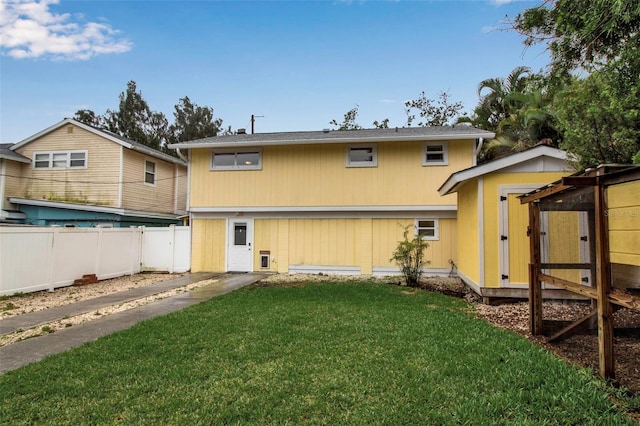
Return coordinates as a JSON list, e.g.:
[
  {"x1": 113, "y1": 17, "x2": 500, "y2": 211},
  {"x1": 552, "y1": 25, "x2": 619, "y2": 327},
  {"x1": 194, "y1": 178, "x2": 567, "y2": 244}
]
[
  {"x1": 145, "y1": 161, "x2": 156, "y2": 185},
  {"x1": 346, "y1": 144, "x2": 377, "y2": 168},
  {"x1": 211, "y1": 148, "x2": 262, "y2": 170},
  {"x1": 33, "y1": 151, "x2": 87, "y2": 169},
  {"x1": 416, "y1": 219, "x2": 439, "y2": 241},
  {"x1": 422, "y1": 142, "x2": 448, "y2": 166}
]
